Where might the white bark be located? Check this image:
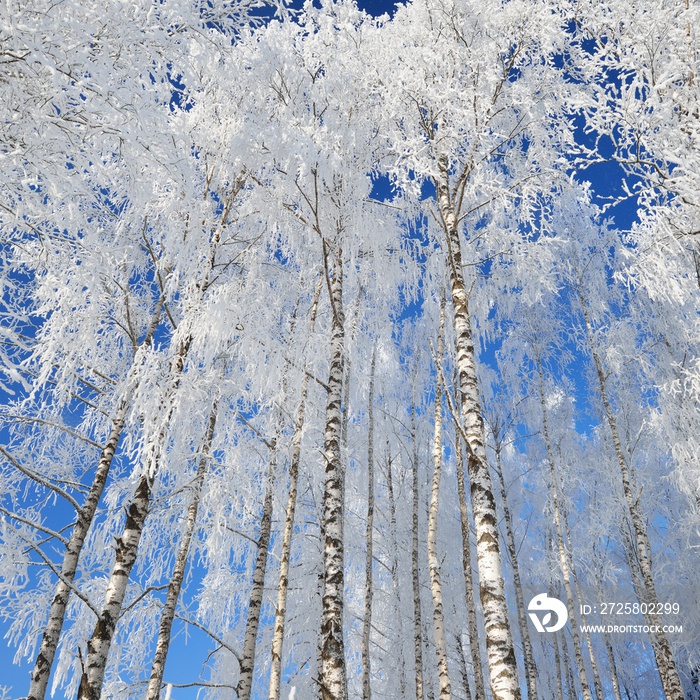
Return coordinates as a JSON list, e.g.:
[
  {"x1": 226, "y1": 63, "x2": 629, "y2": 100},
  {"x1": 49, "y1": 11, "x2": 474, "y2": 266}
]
[
  {"x1": 537, "y1": 361, "x2": 592, "y2": 700},
  {"x1": 427, "y1": 302, "x2": 451, "y2": 700},
  {"x1": 361, "y1": 349, "x2": 376, "y2": 700},
  {"x1": 493, "y1": 448, "x2": 537, "y2": 700},
  {"x1": 77, "y1": 336, "x2": 191, "y2": 700},
  {"x1": 77, "y1": 178, "x2": 243, "y2": 700},
  {"x1": 563, "y1": 511, "x2": 603, "y2": 700},
  {"x1": 320, "y1": 245, "x2": 347, "y2": 700},
  {"x1": 26, "y1": 299, "x2": 164, "y2": 700},
  {"x1": 145, "y1": 403, "x2": 218, "y2": 700},
  {"x1": 385, "y1": 442, "x2": 407, "y2": 697},
  {"x1": 411, "y1": 406, "x2": 426, "y2": 700},
  {"x1": 580, "y1": 290, "x2": 683, "y2": 700},
  {"x1": 268, "y1": 278, "x2": 323, "y2": 700},
  {"x1": 436, "y1": 156, "x2": 520, "y2": 700},
  {"x1": 237, "y1": 452, "x2": 275, "y2": 700}
]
